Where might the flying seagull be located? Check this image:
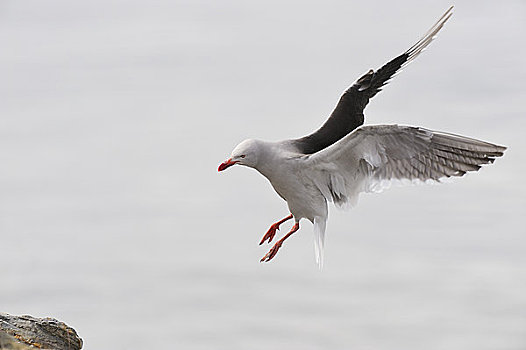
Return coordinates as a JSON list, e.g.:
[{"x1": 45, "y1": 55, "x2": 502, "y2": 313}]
[{"x1": 218, "y1": 6, "x2": 506, "y2": 268}]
